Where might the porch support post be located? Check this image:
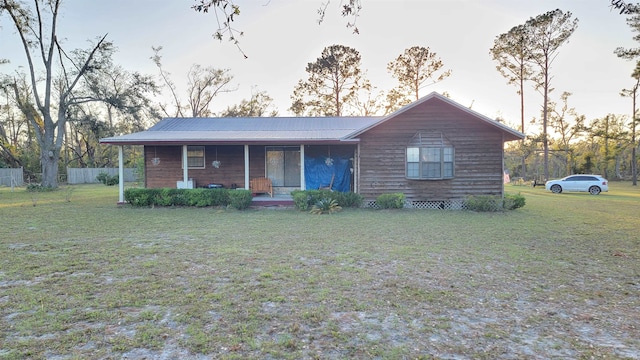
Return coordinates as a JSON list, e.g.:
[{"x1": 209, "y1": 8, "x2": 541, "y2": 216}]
[
  {"x1": 501, "y1": 133, "x2": 505, "y2": 199},
  {"x1": 300, "y1": 144, "x2": 306, "y2": 190},
  {"x1": 355, "y1": 144, "x2": 360, "y2": 193},
  {"x1": 244, "y1": 145, "x2": 250, "y2": 190},
  {"x1": 118, "y1": 145, "x2": 124, "y2": 203},
  {"x1": 182, "y1": 145, "x2": 189, "y2": 184}
]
